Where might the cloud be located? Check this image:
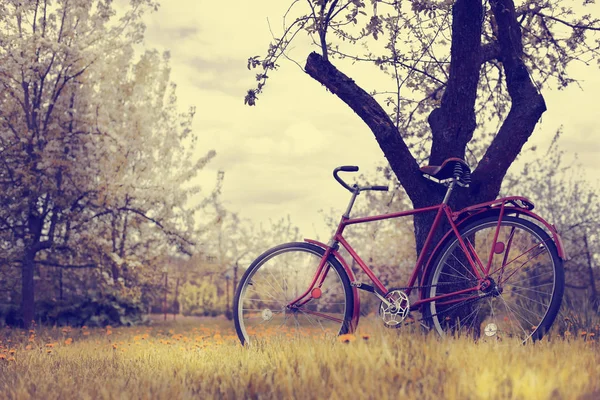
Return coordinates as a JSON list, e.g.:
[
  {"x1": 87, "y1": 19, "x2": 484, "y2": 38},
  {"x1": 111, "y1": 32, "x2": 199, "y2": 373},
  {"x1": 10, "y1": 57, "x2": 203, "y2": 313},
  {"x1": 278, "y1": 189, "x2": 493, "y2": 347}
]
[{"x1": 140, "y1": 0, "x2": 600, "y2": 239}]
